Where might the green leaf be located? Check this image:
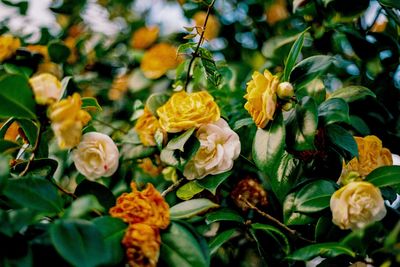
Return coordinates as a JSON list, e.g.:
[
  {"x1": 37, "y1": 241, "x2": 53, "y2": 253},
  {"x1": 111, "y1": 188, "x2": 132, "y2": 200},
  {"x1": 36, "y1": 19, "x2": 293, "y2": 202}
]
[
  {"x1": 329, "y1": 86, "x2": 375, "y2": 102},
  {"x1": 121, "y1": 144, "x2": 157, "y2": 160},
  {"x1": 50, "y1": 219, "x2": 108, "y2": 267},
  {"x1": 366, "y1": 166, "x2": 400, "y2": 188},
  {"x1": 161, "y1": 221, "x2": 209, "y2": 267},
  {"x1": 251, "y1": 223, "x2": 291, "y2": 255},
  {"x1": 146, "y1": 93, "x2": 169, "y2": 116},
  {"x1": 318, "y1": 98, "x2": 350, "y2": 125},
  {"x1": 286, "y1": 96, "x2": 318, "y2": 151},
  {"x1": 287, "y1": 242, "x2": 356, "y2": 261},
  {"x1": 4, "y1": 177, "x2": 63, "y2": 214},
  {"x1": 59, "y1": 76, "x2": 72, "y2": 100},
  {"x1": 274, "y1": 152, "x2": 302, "y2": 203},
  {"x1": 0, "y1": 139, "x2": 20, "y2": 153},
  {"x1": 0, "y1": 118, "x2": 15, "y2": 138},
  {"x1": 177, "y1": 42, "x2": 196, "y2": 54},
  {"x1": 75, "y1": 180, "x2": 116, "y2": 210},
  {"x1": 81, "y1": 97, "x2": 102, "y2": 112},
  {"x1": 48, "y1": 41, "x2": 71, "y2": 63},
  {"x1": 170, "y1": 198, "x2": 219, "y2": 219},
  {"x1": 209, "y1": 229, "x2": 238, "y2": 255},
  {"x1": 63, "y1": 195, "x2": 104, "y2": 218},
  {"x1": 195, "y1": 171, "x2": 232, "y2": 195},
  {"x1": 283, "y1": 30, "x2": 306, "y2": 82},
  {"x1": 92, "y1": 216, "x2": 126, "y2": 266},
  {"x1": 293, "y1": 180, "x2": 337, "y2": 213},
  {"x1": 167, "y1": 128, "x2": 196, "y2": 151},
  {"x1": 3, "y1": 63, "x2": 33, "y2": 77},
  {"x1": 0, "y1": 74, "x2": 36, "y2": 119},
  {"x1": 17, "y1": 119, "x2": 38, "y2": 145},
  {"x1": 12, "y1": 158, "x2": 58, "y2": 179},
  {"x1": 326, "y1": 124, "x2": 358, "y2": 159},
  {"x1": 290, "y1": 55, "x2": 332, "y2": 88},
  {"x1": 0, "y1": 155, "x2": 10, "y2": 192},
  {"x1": 349, "y1": 115, "x2": 370, "y2": 135},
  {"x1": 177, "y1": 181, "x2": 205, "y2": 200},
  {"x1": 0, "y1": 208, "x2": 37, "y2": 237},
  {"x1": 233, "y1": 117, "x2": 254, "y2": 131},
  {"x1": 283, "y1": 197, "x2": 315, "y2": 226},
  {"x1": 199, "y1": 48, "x2": 222, "y2": 87},
  {"x1": 378, "y1": 0, "x2": 400, "y2": 9},
  {"x1": 205, "y1": 208, "x2": 244, "y2": 224},
  {"x1": 340, "y1": 223, "x2": 382, "y2": 254}
]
